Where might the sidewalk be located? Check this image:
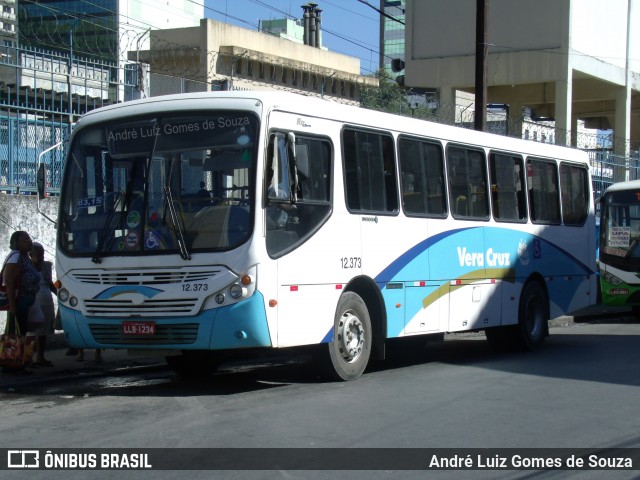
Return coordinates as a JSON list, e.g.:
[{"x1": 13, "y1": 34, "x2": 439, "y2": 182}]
[
  {"x1": 0, "y1": 333, "x2": 165, "y2": 387},
  {"x1": 549, "y1": 304, "x2": 634, "y2": 327}
]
